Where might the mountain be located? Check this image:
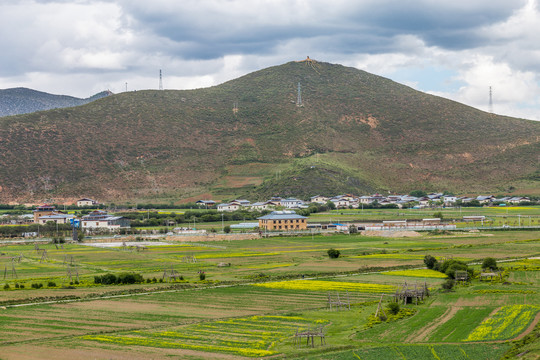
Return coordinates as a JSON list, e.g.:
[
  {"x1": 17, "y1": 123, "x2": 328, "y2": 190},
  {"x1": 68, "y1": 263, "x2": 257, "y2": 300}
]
[
  {"x1": 0, "y1": 60, "x2": 538, "y2": 203},
  {"x1": 0, "y1": 88, "x2": 113, "y2": 117}
]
